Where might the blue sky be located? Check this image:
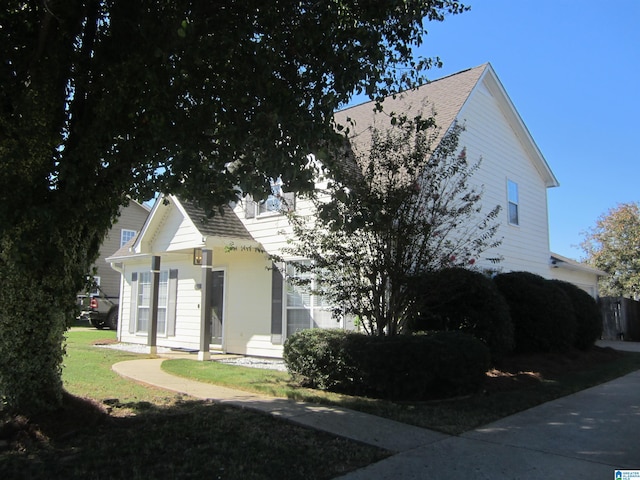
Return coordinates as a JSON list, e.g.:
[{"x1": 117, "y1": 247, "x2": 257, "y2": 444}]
[{"x1": 377, "y1": 0, "x2": 640, "y2": 260}]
